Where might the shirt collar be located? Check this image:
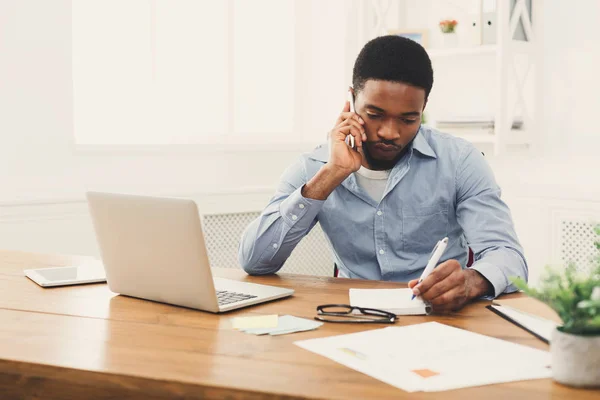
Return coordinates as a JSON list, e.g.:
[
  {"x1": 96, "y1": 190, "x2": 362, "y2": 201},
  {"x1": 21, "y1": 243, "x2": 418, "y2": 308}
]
[
  {"x1": 411, "y1": 127, "x2": 437, "y2": 159},
  {"x1": 307, "y1": 144, "x2": 329, "y2": 163}
]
